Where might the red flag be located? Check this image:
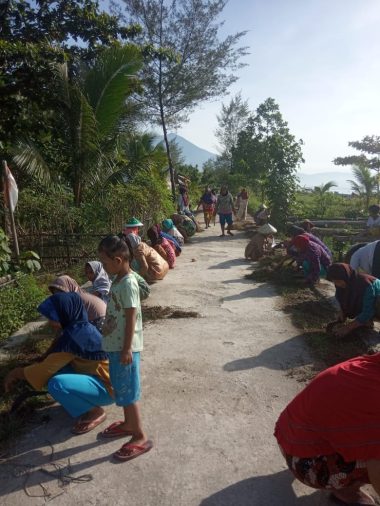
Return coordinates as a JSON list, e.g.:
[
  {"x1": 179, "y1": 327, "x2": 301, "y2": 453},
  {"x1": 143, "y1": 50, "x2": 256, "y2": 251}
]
[{"x1": 3, "y1": 162, "x2": 18, "y2": 212}]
